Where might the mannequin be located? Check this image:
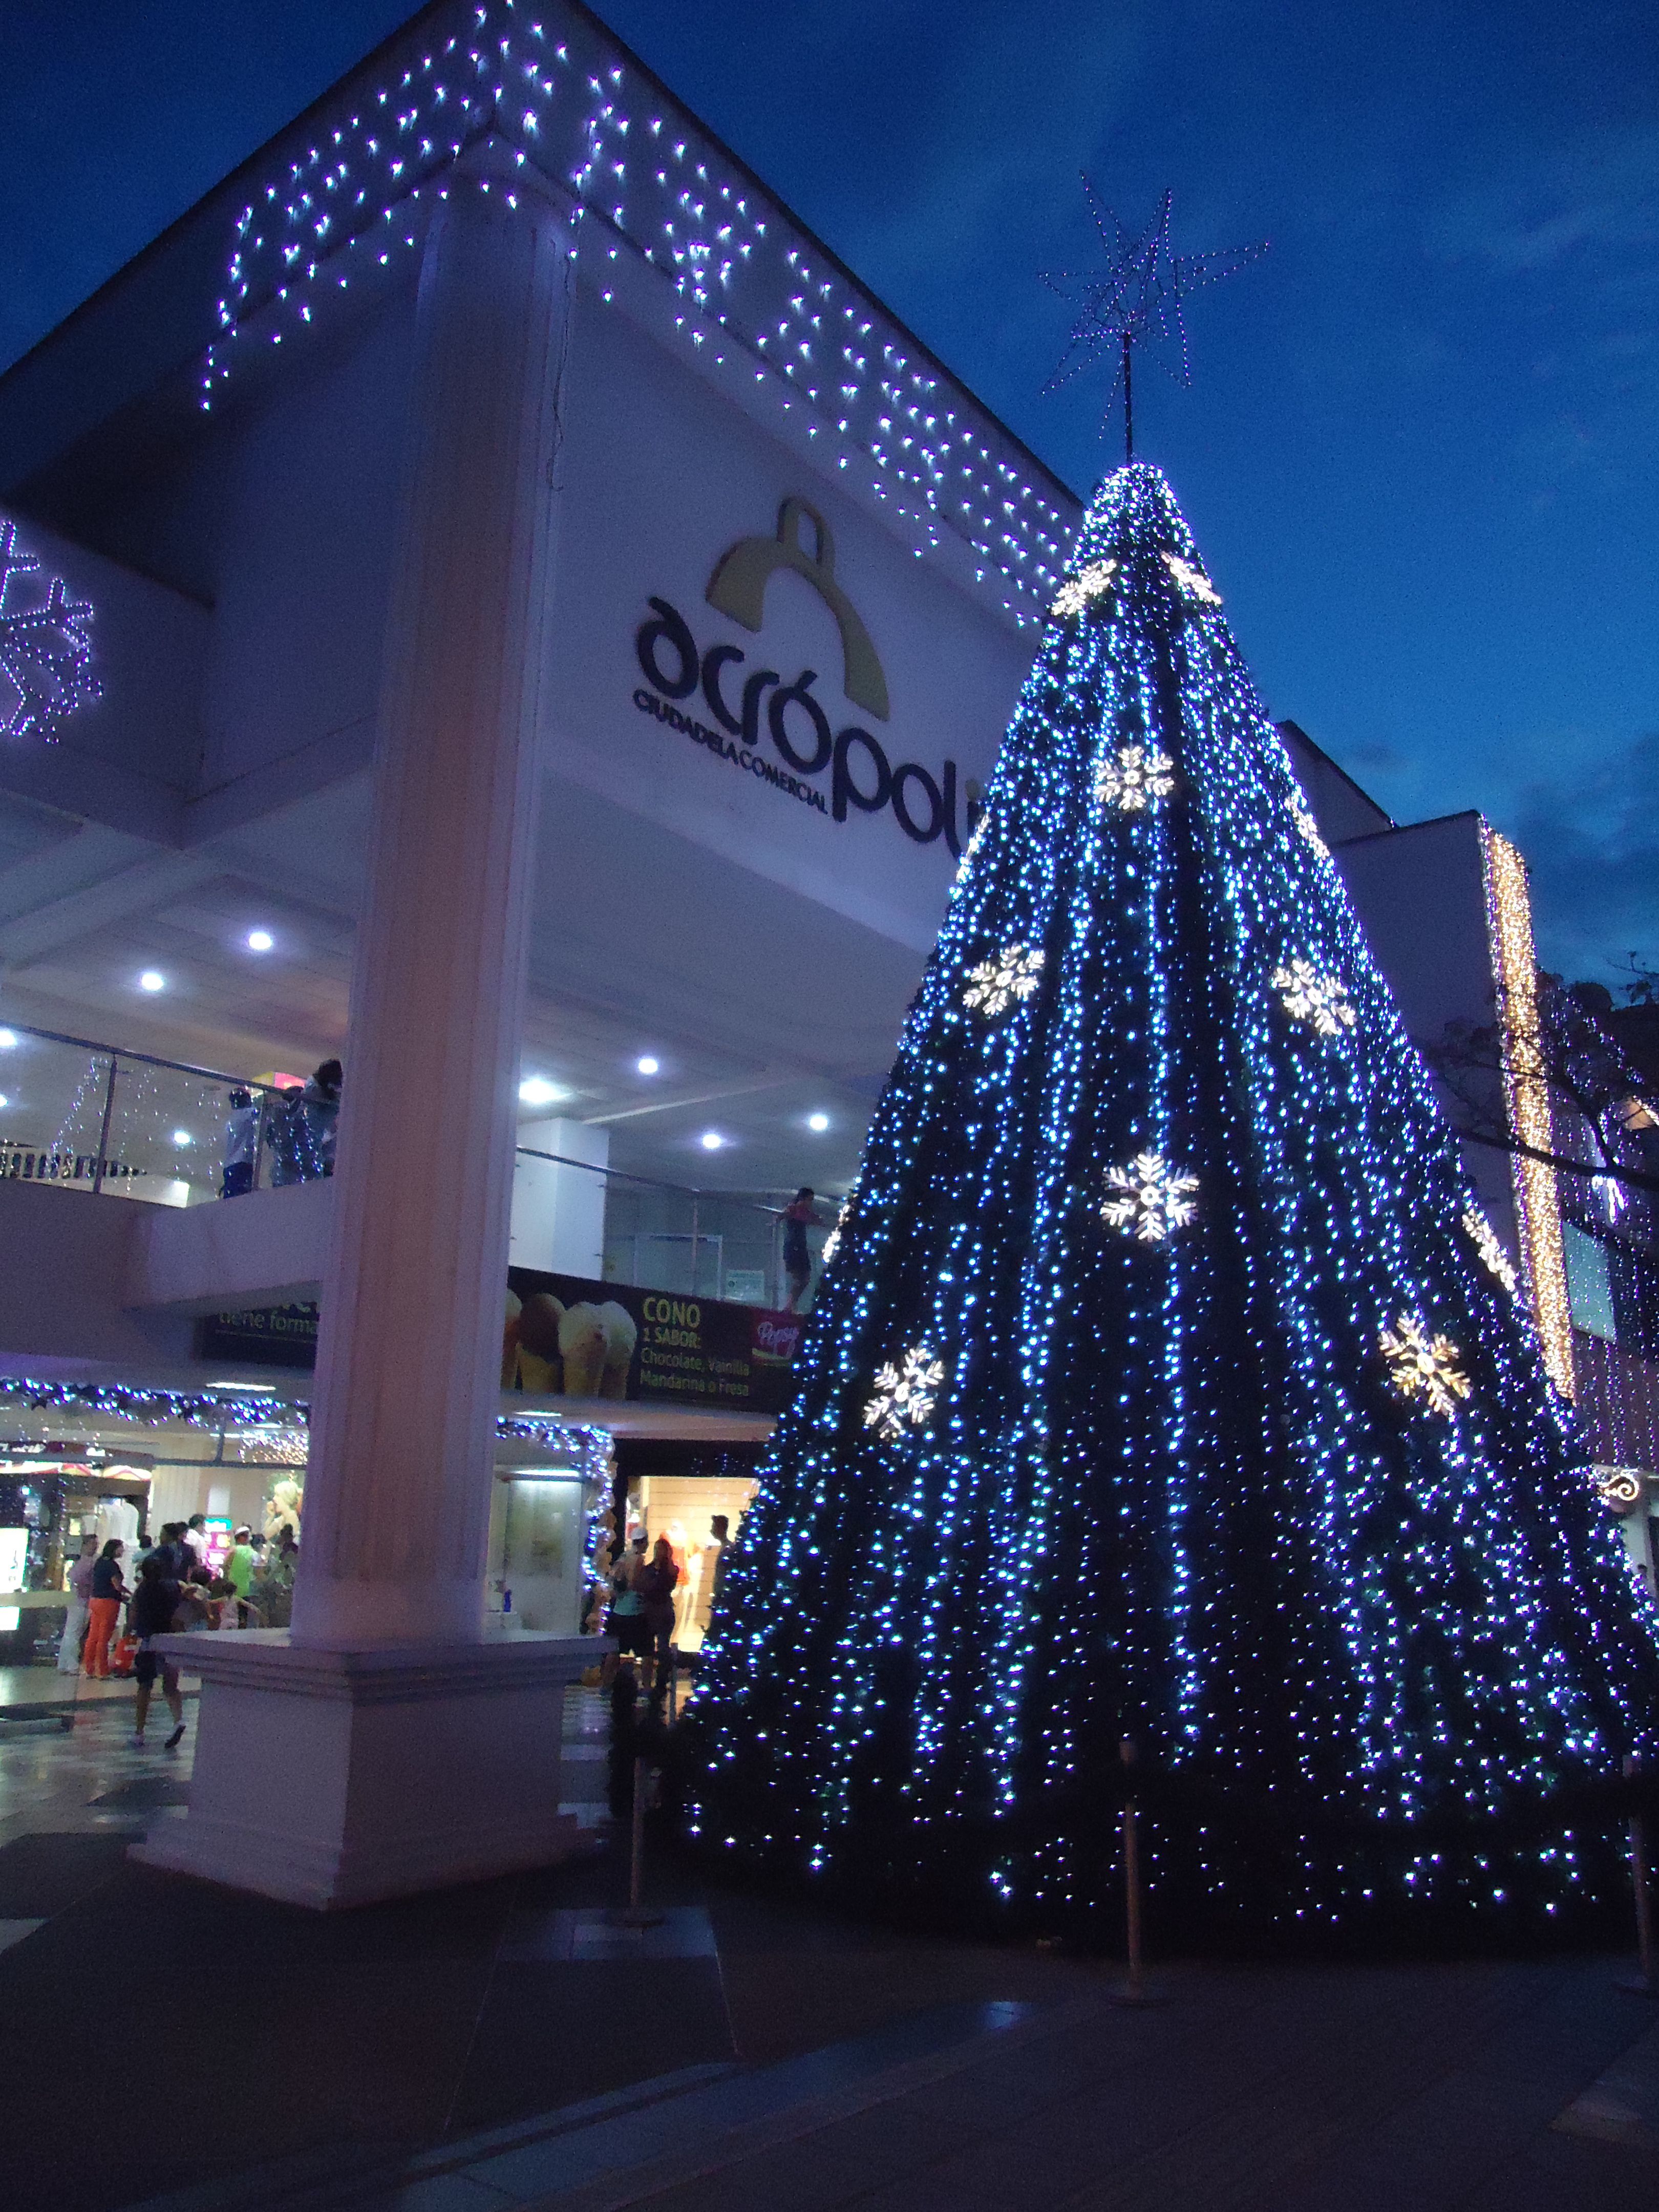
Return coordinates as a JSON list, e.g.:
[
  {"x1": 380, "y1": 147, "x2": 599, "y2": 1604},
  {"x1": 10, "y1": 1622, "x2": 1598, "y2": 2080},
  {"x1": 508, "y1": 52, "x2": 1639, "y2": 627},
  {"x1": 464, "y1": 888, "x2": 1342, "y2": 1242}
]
[{"x1": 94, "y1": 1496, "x2": 140, "y2": 1550}]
